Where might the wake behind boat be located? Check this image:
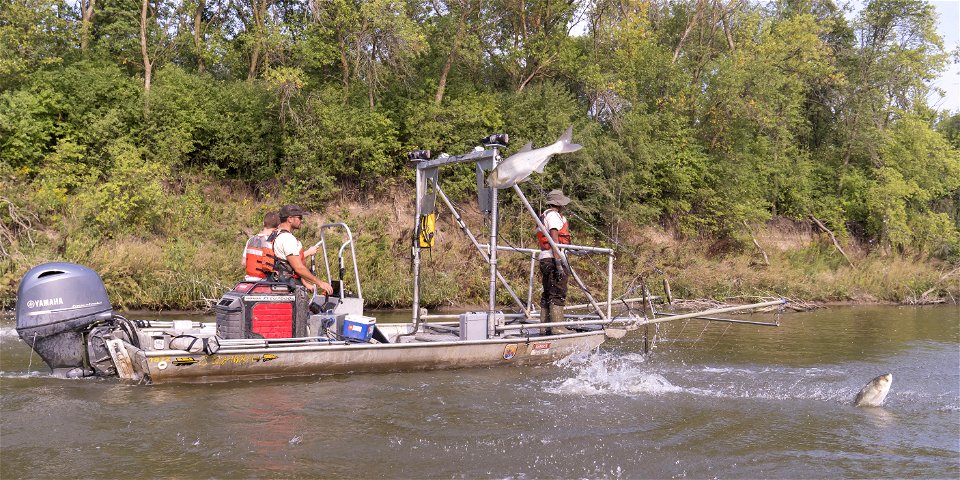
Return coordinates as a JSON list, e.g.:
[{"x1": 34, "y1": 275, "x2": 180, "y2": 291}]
[{"x1": 14, "y1": 130, "x2": 785, "y2": 383}]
